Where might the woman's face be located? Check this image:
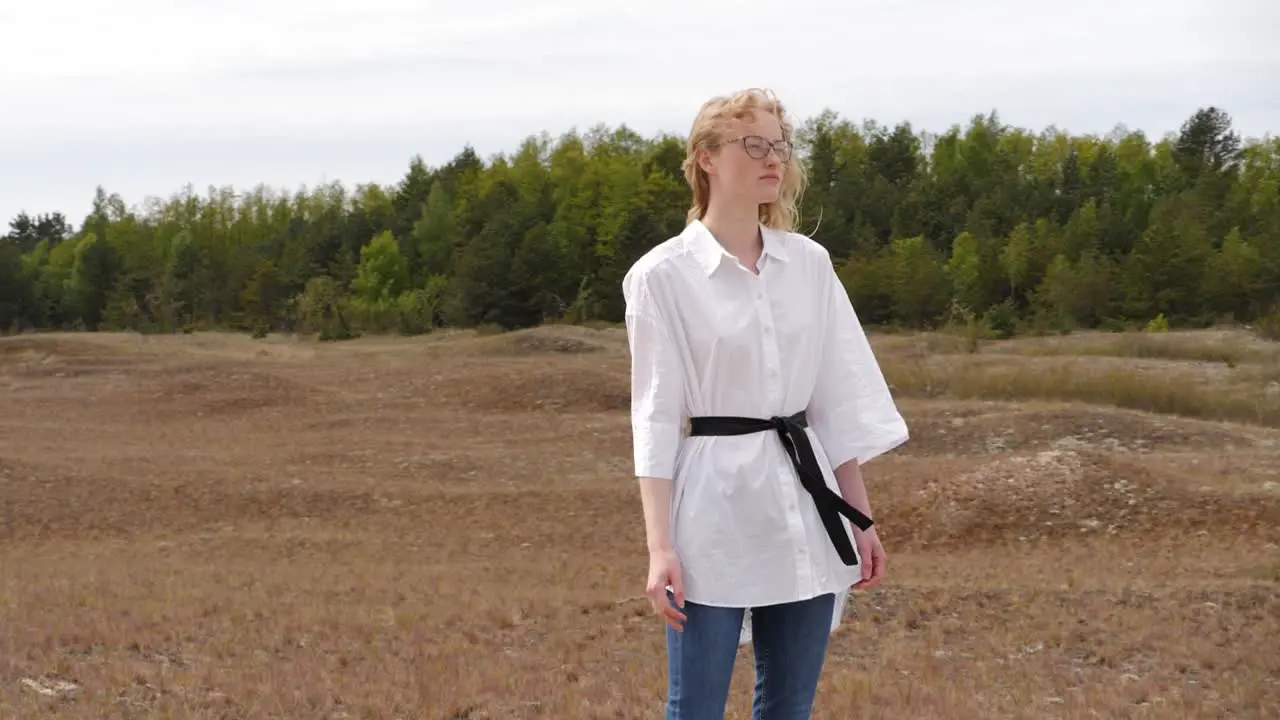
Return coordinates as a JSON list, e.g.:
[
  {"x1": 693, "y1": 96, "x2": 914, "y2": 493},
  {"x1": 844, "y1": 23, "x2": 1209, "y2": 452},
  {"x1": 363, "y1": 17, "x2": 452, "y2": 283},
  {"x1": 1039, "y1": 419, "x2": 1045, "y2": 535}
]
[{"x1": 702, "y1": 111, "x2": 788, "y2": 209}]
